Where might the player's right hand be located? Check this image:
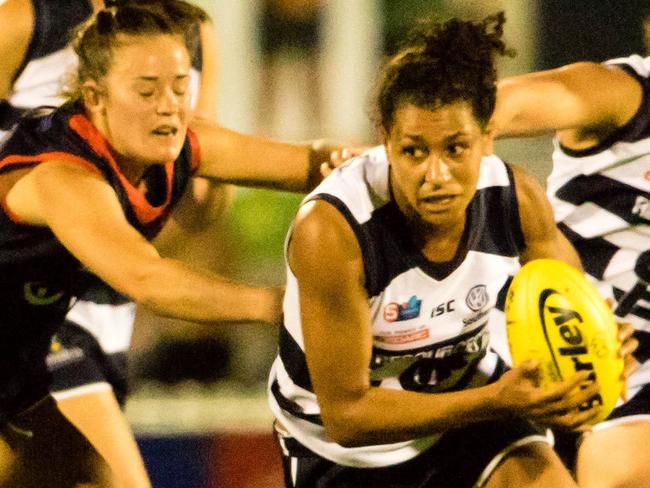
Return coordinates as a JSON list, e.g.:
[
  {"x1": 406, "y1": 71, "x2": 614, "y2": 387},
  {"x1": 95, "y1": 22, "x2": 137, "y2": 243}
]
[{"x1": 492, "y1": 360, "x2": 602, "y2": 430}]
